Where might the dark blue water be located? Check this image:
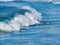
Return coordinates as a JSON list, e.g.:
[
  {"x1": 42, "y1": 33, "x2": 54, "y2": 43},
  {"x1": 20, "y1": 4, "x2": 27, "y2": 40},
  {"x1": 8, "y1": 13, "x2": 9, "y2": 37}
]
[{"x1": 0, "y1": 1, "x2": 60, "y2": 45}]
